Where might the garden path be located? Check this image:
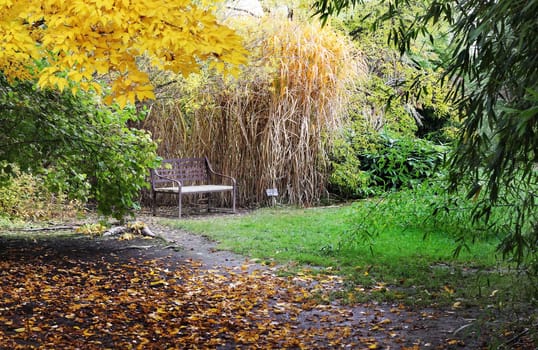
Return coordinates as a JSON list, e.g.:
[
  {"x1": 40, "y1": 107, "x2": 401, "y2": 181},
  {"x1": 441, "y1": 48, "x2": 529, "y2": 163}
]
[
  {"x1": 0, "y1": 214, "x2": 527, "y2": 348},
  {"x1": 138, "y1": 214, "x2": 493, "y2": 349}
]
